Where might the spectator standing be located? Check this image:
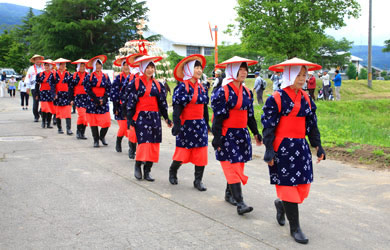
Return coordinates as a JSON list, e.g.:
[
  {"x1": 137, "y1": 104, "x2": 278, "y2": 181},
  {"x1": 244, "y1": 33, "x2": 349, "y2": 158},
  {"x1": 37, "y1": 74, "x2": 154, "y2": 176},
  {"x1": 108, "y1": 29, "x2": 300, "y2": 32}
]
[
  {"x1": 306, "y1": 71, "x2": 316, "y2": 100},
  {"x1": 270, "y1": 71, "x2": 282, "y2": 91},
  {"x1": 18, "y1": 76, "x2": 29, "y2": 110},
  {"x1": 0, "y1": 71, "x2": 6, "y2": 97},
  {"x1": 253, "y1": 71, "x2": 266, "y2": 104},
  {"x1": 318, "y1": 70, "x2": 330, "y2": 100},
  {"x1": 8, "y1": 76, "x2": 16, "y2": 98},
  {"x1": 333, "y1": 70, "x2": 342, "y2": 101},
  {"x1": 212, "y1": 69, "x2": 223, "y2": 93}
]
